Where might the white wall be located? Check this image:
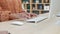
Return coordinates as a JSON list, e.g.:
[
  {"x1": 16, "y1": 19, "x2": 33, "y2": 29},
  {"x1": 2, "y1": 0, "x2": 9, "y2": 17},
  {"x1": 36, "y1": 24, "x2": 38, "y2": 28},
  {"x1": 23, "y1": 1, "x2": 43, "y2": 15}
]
[{"x1": 49, "y1": 0, "x2": 60, "y2": 18}]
